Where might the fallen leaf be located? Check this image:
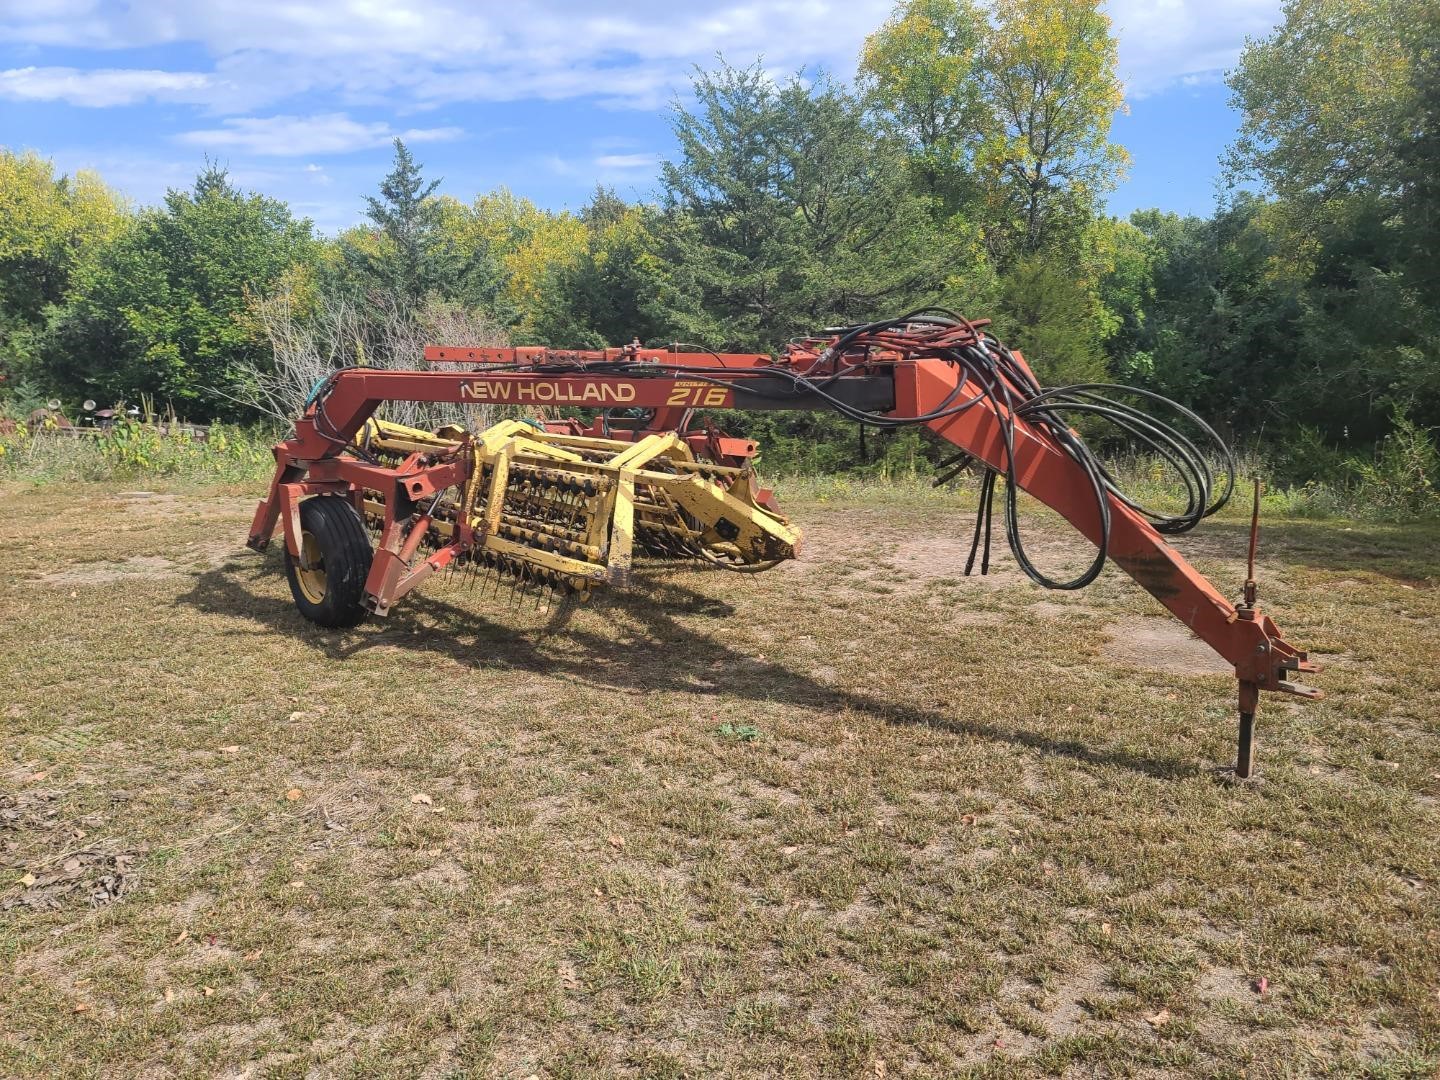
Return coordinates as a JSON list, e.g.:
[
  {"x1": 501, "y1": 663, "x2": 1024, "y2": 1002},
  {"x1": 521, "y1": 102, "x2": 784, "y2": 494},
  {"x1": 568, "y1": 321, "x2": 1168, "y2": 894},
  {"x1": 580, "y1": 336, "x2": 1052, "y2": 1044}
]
[
  {"x1": 410, "y1": 793, "x2": 433, "y2": 805},
  {"x1": 288, "y1": 880, "x2": 305, "y2": 888},
  {"x1": 243, "y1": 949, "x2": 263, "y2": 962},
  {"x1": 73, "y1": 1002, "x2": 90, "y2": 1014},
  {"x1": 559, "y1": 962, "x2": 581, "y2": 990},
  {"x1": 74, "y1": 978, "x2": 91, "y2": 988},
  {"x1": 172, "y1": 930, "x2": 189, "y2": 946},
  {"x1": 873, "y1": 1059, "x2": 886, "y2": 1078},
  {"x1": 18, "y1": 872, "x2": 35, "y2": 888},
  {"x1": 284, "y1": 788, "x2": 302, "y2": 802},
  {"x1": 163, "y1": 987, "x2": 174, "y2": 1003},
  {"x1": 202, "y1": 985, "x2": 214, "y2": 997},
  {"x1": 993, "y1": 1038, "x2": 1005, "y2": 1049},
  {"x1": 30, "y1": 772, "x2": 47, "y2": 781},
  {"x1": 1101, "y1": 922, "x2": 1112, "y2": 937},
  {"x1": 1254, "y1": 976, "x2": 1269, "y2": 994},
  {"x1": 219, "y1": 745, "x2": 240, "y2": 754},
  {"x1": 1146, "y1": 1008, "x2": 1171, "y2": 1028},
  {"x1": 960, "y1": 814, "x2": 976, "y2": 826},
  {"x1": 287, "y1": 711, "x2": 306, "y2": 722},
  {"x1": 607, "y1": 835, "x2": 625, "y2": 849}
]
